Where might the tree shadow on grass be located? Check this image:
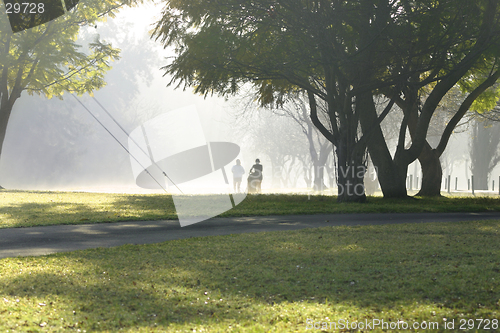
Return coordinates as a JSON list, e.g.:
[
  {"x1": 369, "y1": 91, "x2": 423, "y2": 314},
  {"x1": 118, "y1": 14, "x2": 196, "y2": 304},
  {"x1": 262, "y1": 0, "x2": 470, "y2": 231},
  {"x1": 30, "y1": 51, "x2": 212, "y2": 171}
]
[
  {"x1": 0, "y1": 220, "x2": 499, "y2": 331},
  {"x1": 0, "y1": 192, "x2": 177, "y2": 228},
  {"x1": 2, "y1": 190, "x2": 500, "y2": 229}
]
